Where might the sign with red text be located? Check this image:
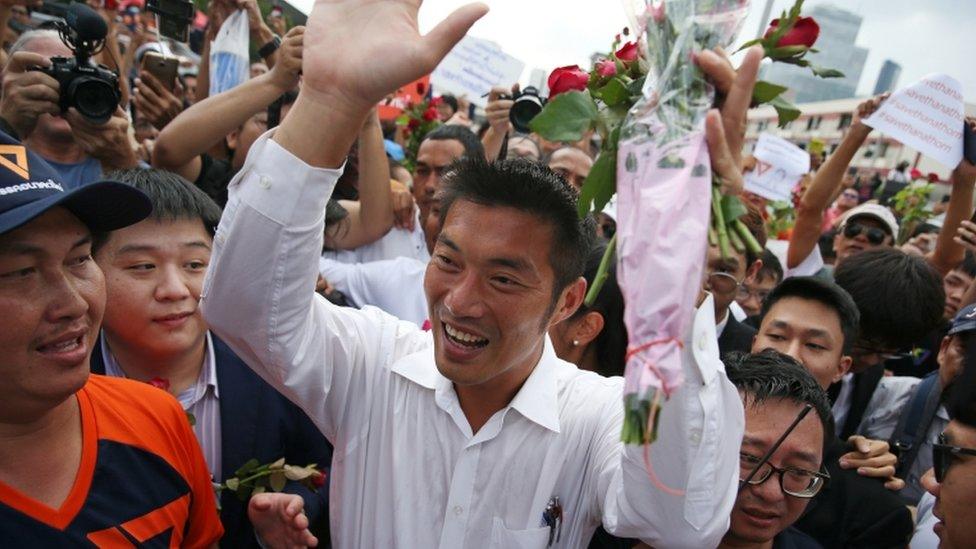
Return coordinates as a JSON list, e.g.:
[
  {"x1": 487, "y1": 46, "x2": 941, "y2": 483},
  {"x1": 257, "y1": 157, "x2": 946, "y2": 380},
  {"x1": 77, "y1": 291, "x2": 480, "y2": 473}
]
[
  {"x1": 378, "y1": 76, "x2": 431, "y2": 121},
  {"x1": 864, "y1": 74, "x2": 965, "y2": 168},
  {"x1": 744, "y1": 133, "x2": 811, "y2": 201}
]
